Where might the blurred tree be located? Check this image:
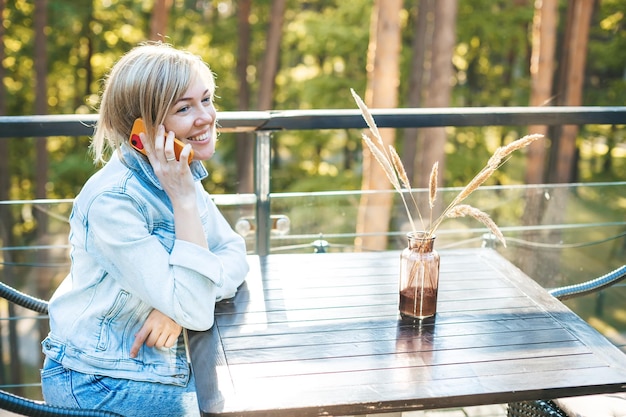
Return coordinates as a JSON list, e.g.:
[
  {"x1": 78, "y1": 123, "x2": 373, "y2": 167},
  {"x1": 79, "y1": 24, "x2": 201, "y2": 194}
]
[
  {"x1": 0, "y1": 0, "x2": 10, "y2": 390},
  {"x1": 402, "y1": 0, "x2": 434, "y2": 185},
  {"x1": 520, "y1": 0, "x2": 559, "y2": 281},
  {"x1": 355, "y1": 0, "x2": 403, "y2": 251},
  {"x1": 0, "y1": 0, "x2": 8, "y2": 214},
  {"x1": 33, "y1": 0, "x2": 51, "y2": 369},
  {"x1": 419, "y1": 0, "x2": 458, "y2": 213},
  {"x1": 258, "y1": 0, "x2": 287, "y2": 111},
  {"x1": 542, "y1": 0, "x2": 595, "y2": 287},
  {"x1": 150, "y1": 0, "x2": 173, "y2": 40},
  {"x1": 235, "y1": 0, "x2": 254, "y2": 193},
  {"x1": 34, "y1": 0, "x2": 48, "y2": 214},
  {"x1": 527, "y1": 0, "x2": 558, "y2": 185},
  {"x1": 549, "y1": 0, "x2": 594, "y2": 184}
]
